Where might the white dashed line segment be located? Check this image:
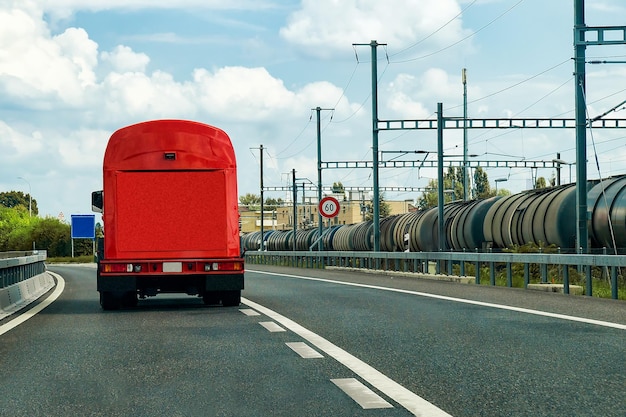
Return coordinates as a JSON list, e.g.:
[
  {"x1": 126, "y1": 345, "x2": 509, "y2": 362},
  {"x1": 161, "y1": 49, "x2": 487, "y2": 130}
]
[
  {"x1": 331, "y1": 378, "x2": 394, "y2": 409},
  {"x1": 285, "y1": 342, "x2": 324, "y2": 358},
  {"x1": 243, "y1": 297, "x2": 452, "y2": 417},
  {"x1": 259, "y1": 321, "x2": 286, "y2": 332}
]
